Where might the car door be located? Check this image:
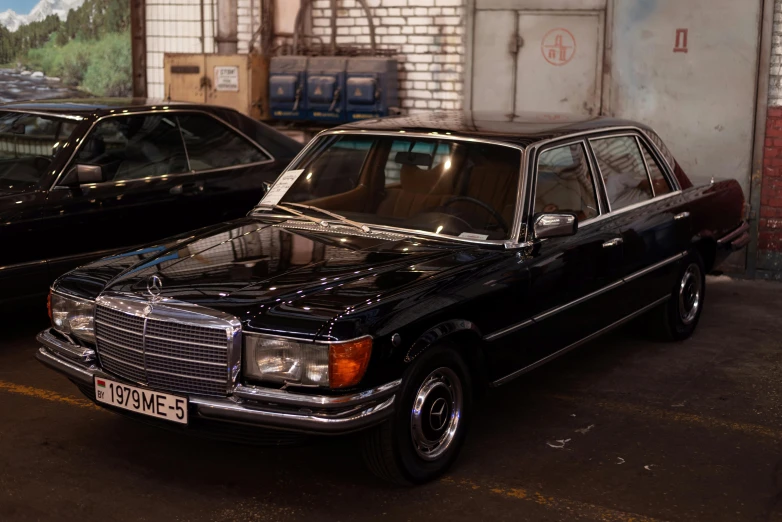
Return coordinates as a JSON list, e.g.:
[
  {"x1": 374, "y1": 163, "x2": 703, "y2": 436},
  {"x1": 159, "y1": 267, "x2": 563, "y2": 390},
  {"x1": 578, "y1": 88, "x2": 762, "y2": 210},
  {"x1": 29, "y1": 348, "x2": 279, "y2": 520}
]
[
  {"x1": 588, "y1": 134, "x2": 689, "y2": 313},
  {"x1": 488, "y1": 140, "x2": 625, "y2": 379},
  {"x1": 175, "y1": 112, "x2": 279, "y2": 226},
  {"x1": 43, "y1": 113, "x2": 197, "y2": 278}
]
